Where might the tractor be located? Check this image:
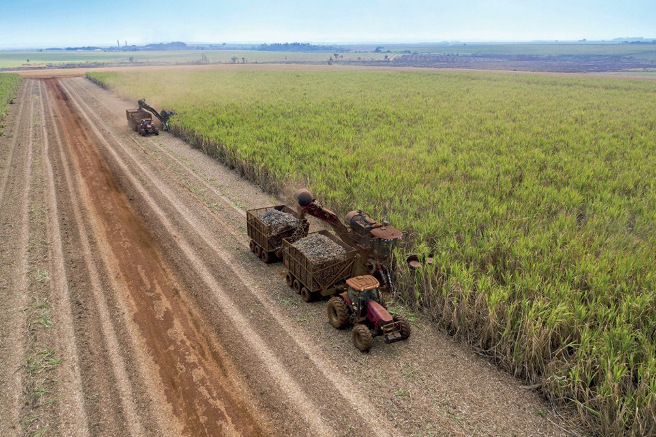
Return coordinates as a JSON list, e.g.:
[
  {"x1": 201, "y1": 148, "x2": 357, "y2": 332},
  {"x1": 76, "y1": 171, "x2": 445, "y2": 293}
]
[
  {"x1": 126, "y1": 109, "x2": 159, "y2": 136},
  {"x1": 327, "y1": 275, "x2": 411, "y2": 352}
]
